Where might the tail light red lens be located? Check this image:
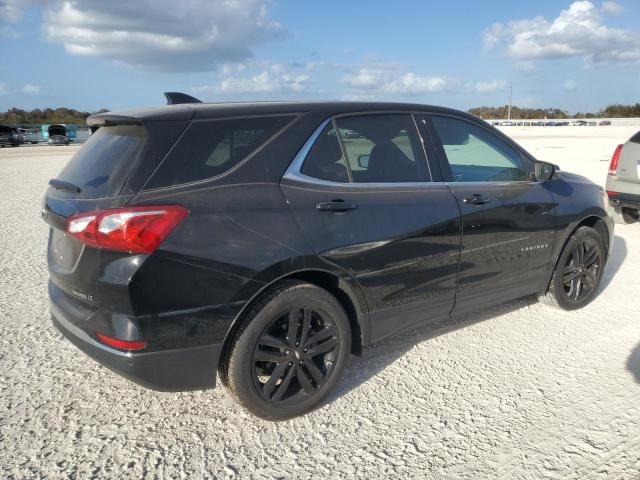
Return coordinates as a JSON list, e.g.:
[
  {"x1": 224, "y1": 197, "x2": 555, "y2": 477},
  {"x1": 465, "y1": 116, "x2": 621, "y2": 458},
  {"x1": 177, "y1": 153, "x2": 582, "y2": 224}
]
[
  {"x1": 608, "y1": 144, "x2": 623, "y2": 176},
  {"x1": 96, "y1": 333, "x2": 147, "y2": 351},
  {"x1": 66, "y1": 205, "x2": 188, "y2": 254}
]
